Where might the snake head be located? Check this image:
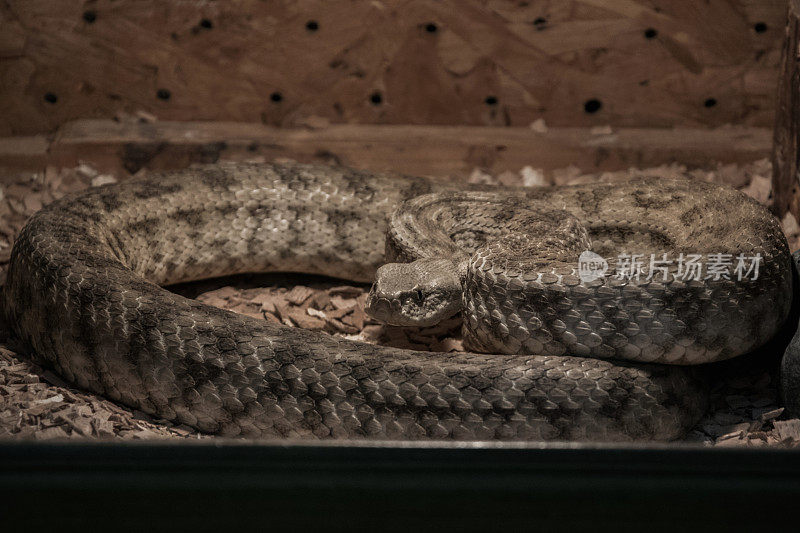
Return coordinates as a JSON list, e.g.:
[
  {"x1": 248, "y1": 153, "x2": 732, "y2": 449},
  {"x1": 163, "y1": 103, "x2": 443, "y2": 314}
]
[{"x1": 365, "y1": 258, "x2": 463, "y2": 327}]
